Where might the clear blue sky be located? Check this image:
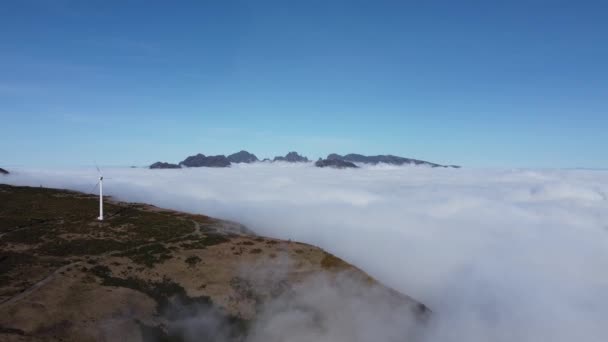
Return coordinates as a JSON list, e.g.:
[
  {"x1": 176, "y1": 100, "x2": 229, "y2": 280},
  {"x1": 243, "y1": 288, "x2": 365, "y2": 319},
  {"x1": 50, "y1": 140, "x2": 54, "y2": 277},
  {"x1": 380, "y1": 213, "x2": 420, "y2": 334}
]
[{"x1": 1, "y1": 1, "x2": 607, "y2": 168}]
